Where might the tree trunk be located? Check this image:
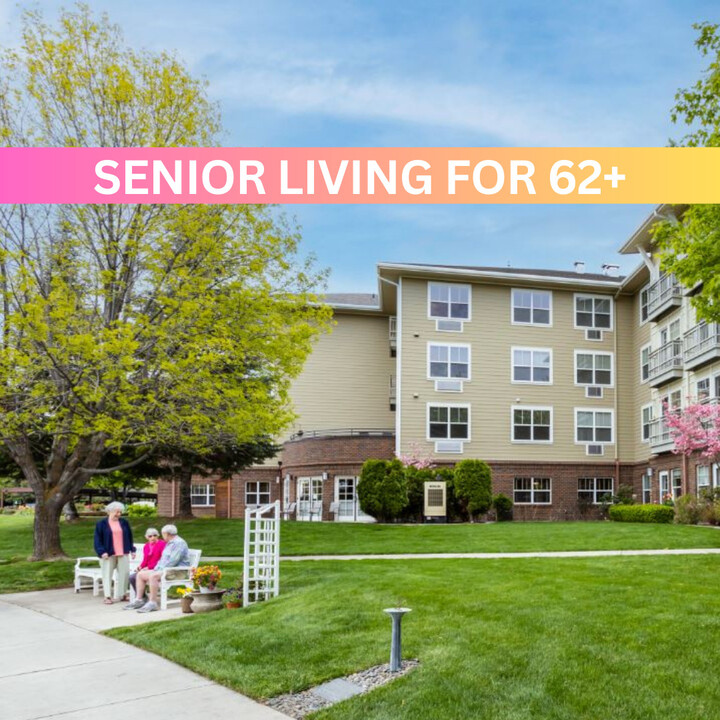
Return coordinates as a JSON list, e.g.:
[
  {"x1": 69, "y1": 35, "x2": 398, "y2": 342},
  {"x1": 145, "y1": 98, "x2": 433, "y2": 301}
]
[
  {"x1": 177, "y1": 462, "x2": 194, "y2": 519},
  {"x1": 32, "y1": 497, "x2": 67, "y2": 560},
  {"x1": 62, "y1": 498, "x2": 79, "y2": 523}
]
